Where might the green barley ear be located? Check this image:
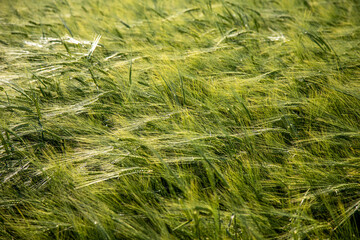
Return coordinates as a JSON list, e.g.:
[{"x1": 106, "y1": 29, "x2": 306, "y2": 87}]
[{"x1": 303, "y1": 31, "x2": 331, "y2": 53}]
